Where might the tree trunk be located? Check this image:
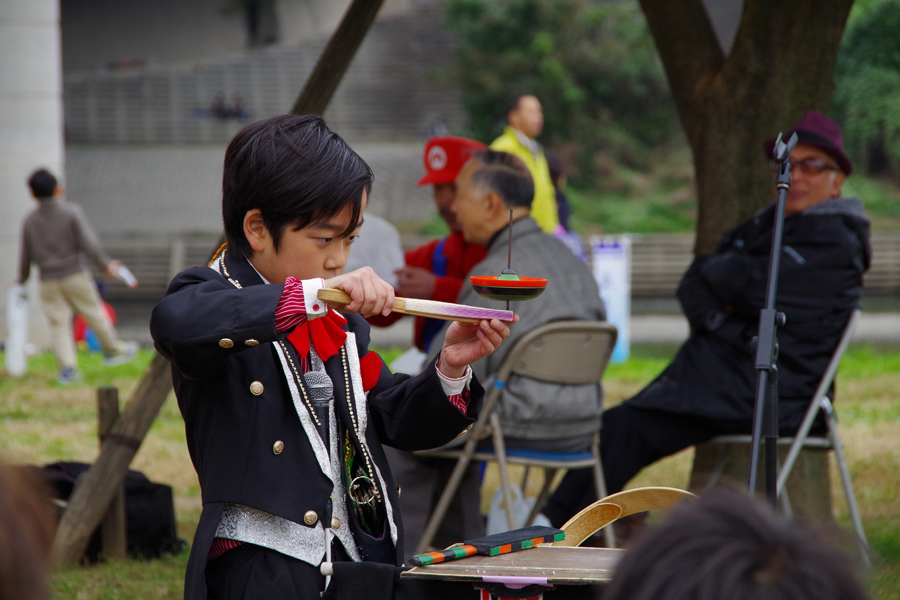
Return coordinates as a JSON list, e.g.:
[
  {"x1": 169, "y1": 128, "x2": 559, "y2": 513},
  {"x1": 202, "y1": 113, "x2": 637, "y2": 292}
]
[{"x1": 639, "y1": 0, "x2": 853, "y2": 254}]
